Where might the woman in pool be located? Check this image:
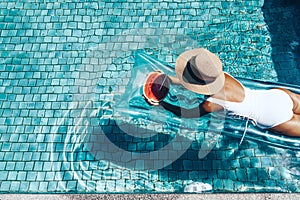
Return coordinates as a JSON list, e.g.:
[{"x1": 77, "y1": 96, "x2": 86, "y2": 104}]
[{"x1": 143, "y1": 48, "x2": 300, "y2": 137}]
